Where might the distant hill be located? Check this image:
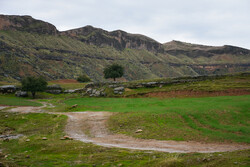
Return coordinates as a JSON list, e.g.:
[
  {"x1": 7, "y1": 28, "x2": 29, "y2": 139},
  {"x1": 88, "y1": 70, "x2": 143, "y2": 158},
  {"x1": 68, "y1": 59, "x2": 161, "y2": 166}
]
[{"x1": 0, "y1": 14, "x2": 249, "y2": 82}]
